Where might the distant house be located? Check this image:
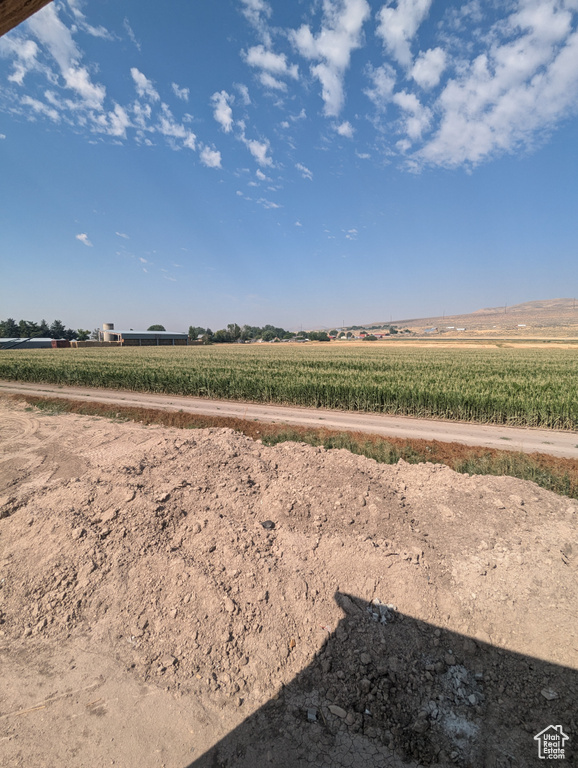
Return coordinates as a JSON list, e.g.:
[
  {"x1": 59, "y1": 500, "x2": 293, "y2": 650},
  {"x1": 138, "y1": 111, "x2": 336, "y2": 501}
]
[{"x1": 424, "y1": 327, "x2": 437, "y2": 334}]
